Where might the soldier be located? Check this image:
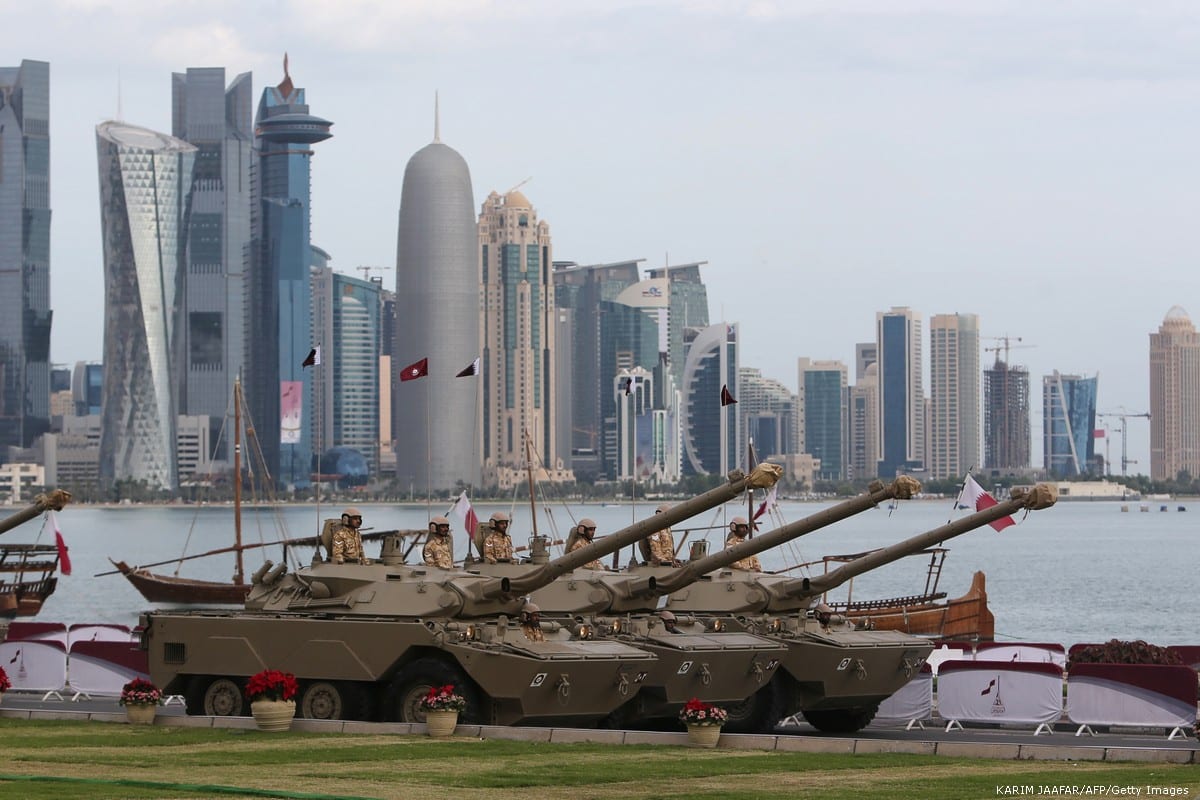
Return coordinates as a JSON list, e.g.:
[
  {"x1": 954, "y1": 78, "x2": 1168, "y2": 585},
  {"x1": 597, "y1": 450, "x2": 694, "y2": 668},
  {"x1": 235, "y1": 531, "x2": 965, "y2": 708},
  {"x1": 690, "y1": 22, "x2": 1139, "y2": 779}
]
[
  {"x1": 519, "y1": 600, "x2": 544, "y2": 642},
  {"x1": 331, "y1": 507, "x2": 369, "y2": 565},
  {"x1": 647, "y1": 503, "x2": 677, "y2": 565},
  {"x1": 483, "y1": 511, "x2": 514, "y2": 563},
  {"x1": 569, "y1": 518, "x2": 604, "y2": 570},
  {"x1": 659, "y1": 609, "x2": 683, "y2": 634},
  {"x1": 724, "y1": 516, "x2": 762, "y2": 571},
  {"x1": 814, "y1": 602, "x2": 837, "y2": 629},
  {"x1": 422, "y1": 515, "x2": 454, "y2": 569}
]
